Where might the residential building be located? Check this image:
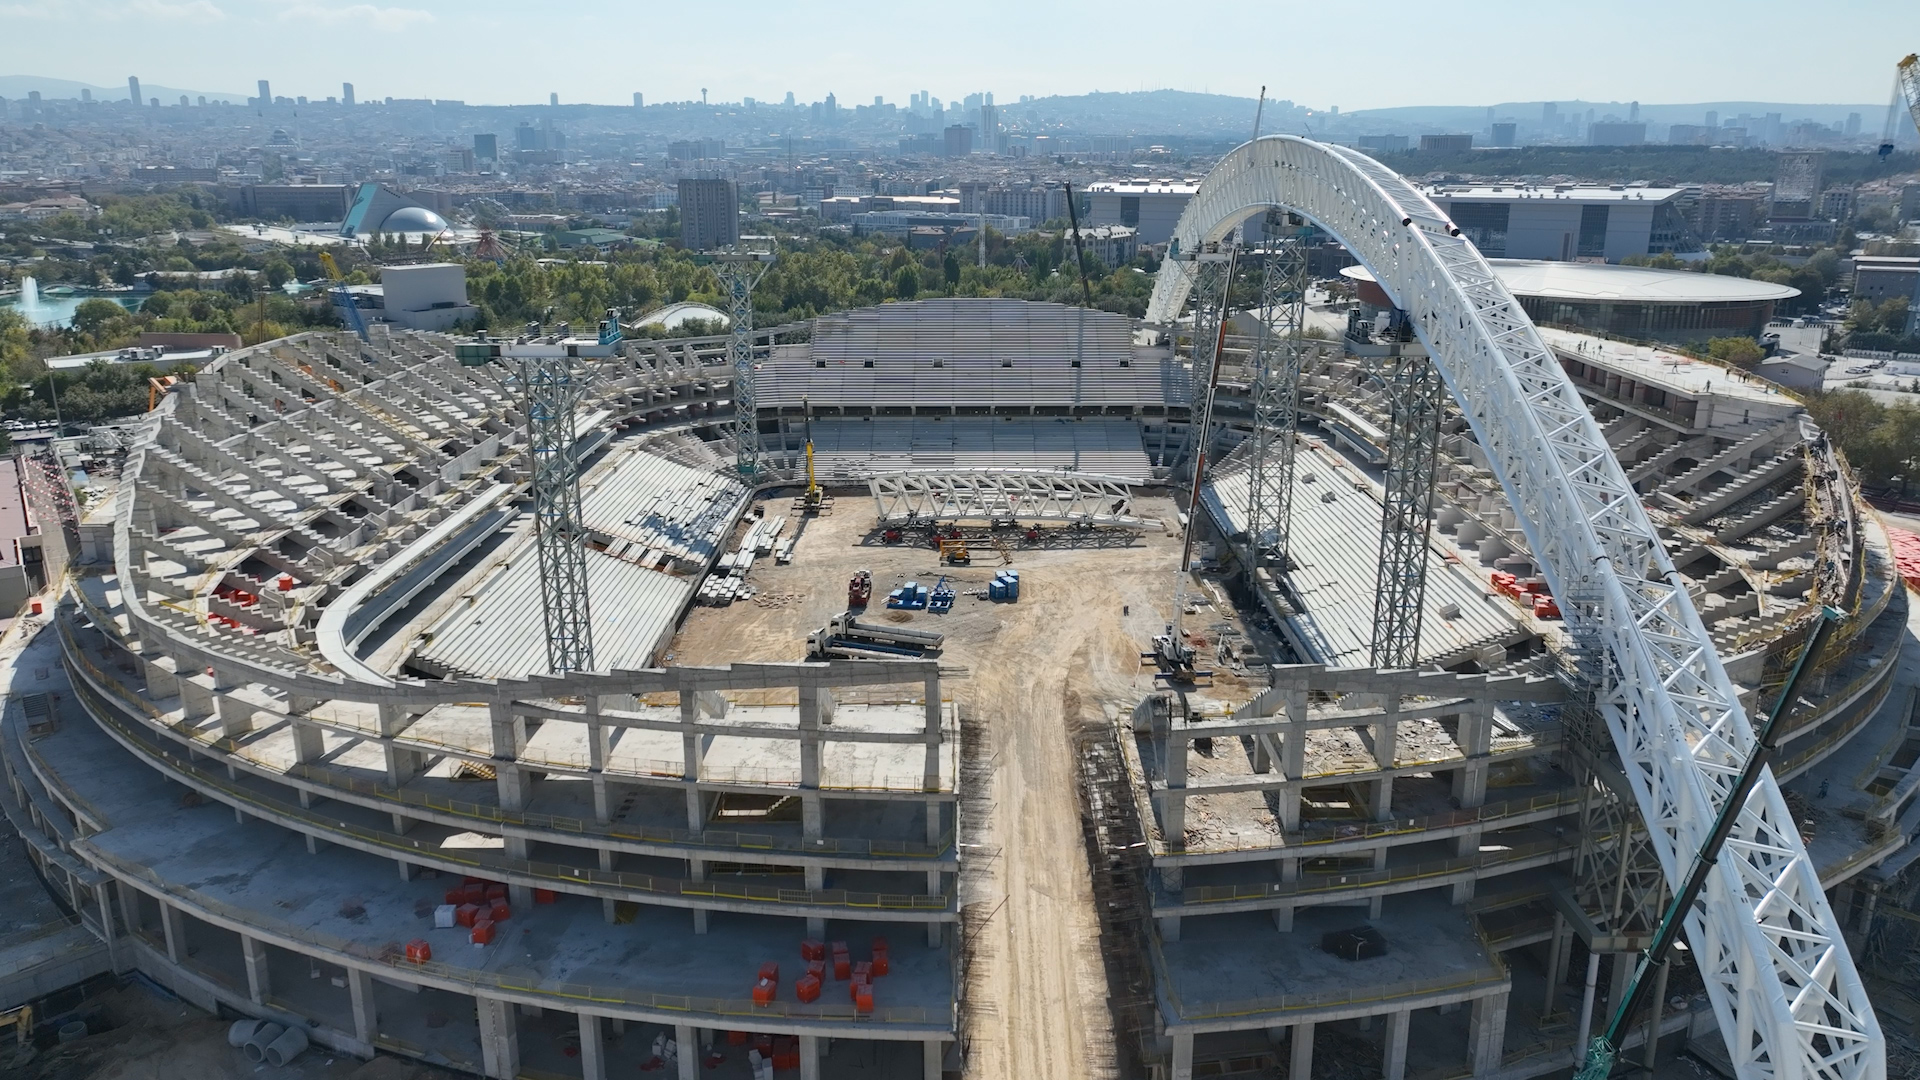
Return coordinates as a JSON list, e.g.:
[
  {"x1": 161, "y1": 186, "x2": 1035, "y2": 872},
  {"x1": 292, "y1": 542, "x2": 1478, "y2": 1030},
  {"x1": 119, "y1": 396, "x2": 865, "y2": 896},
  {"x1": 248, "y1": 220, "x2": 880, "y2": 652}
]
[
  {"x1": 1358, "y1": 135, "x2": 1410, "y2": 153},
  {"x1": 1853, "y1": 256, "x2": 1920, "y2": 303},
  {"x1": 1771, "y1": 152, "x2": 1825, "y2": 221},
  {"x1": 944, "y1": 126, "x2": 973, "y2": 158},
  {"x1": 1589, "y1": 121, "x2": 1646, "y2": 145},
  {"x1": 1420, "y1": 134, "x2": 1473, "y2": 153},
  {"x1": 679, "y1": 178, "x2": 740, "y2": 250}
]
